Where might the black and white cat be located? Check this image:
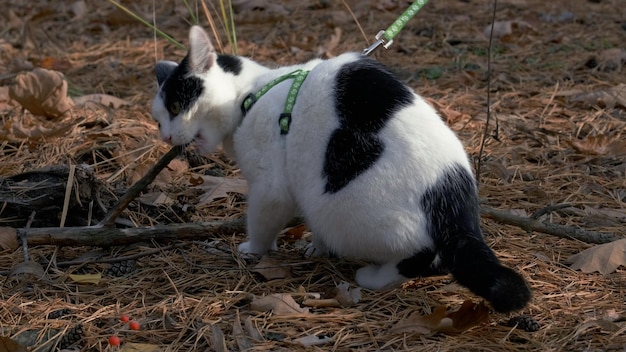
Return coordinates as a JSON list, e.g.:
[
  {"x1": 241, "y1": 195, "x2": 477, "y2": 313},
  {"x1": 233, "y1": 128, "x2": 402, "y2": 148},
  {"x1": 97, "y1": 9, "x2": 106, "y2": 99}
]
[{"x1": 152, "y1": 26, "x2": 531, "y2": 313}]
